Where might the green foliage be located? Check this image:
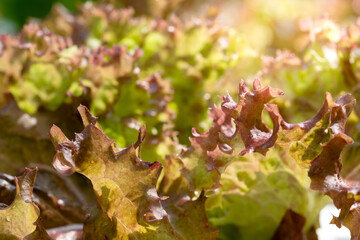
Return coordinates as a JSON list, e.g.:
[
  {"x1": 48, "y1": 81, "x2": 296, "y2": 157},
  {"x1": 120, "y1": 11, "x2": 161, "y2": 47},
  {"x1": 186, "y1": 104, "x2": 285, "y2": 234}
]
[
  {"x1": 46, "y1": 79, "x2": 357, "y2": 239},
  {"x1": 0, "y1": 168, "x2": 51, "y2": 239},
  {"x1": 41, "y1": 3, "x2": 243, "y2": 142},
  {"x1": 50, "y1": 106, "x2": 216, "y2": 239},
  {"x1": 2, "y1": 2, "x2": 360, "y2": 240},
  {"x1": 10, "y1": 63, "x2": 68, "y2": 114}
]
